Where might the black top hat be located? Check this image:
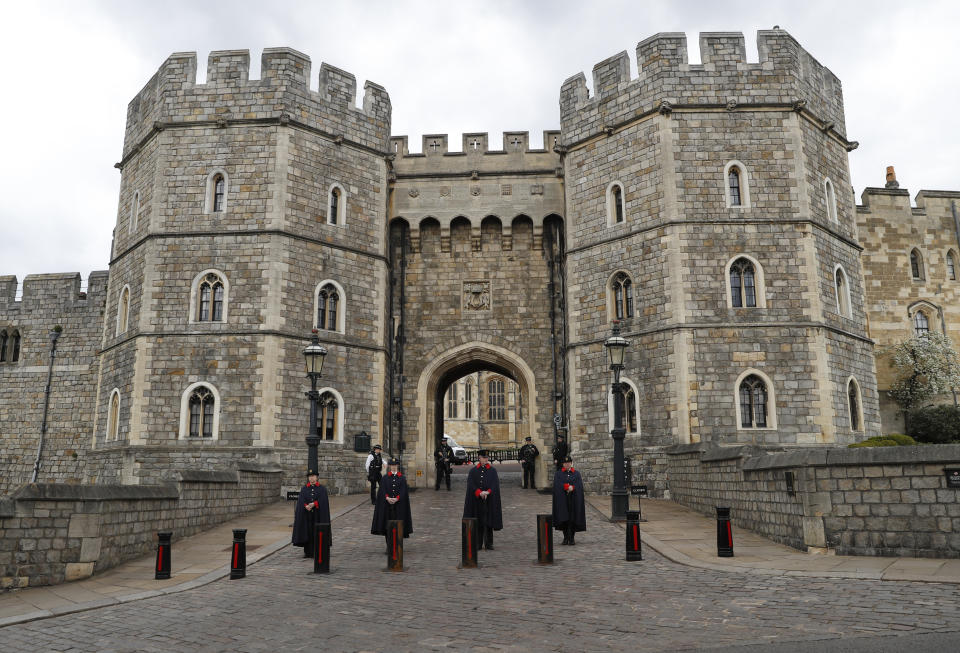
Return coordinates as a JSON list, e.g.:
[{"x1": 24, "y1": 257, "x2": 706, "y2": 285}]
[
  {"x1": 477, "y1": 450, "x2": 489, "y2": 457},
  {"x1": 388, "y1": 457, "x2": 400, "y2": 466},
  {"x1": 307, "y1": 468, "x2": 318, "y2": 476},
  {"x1": 563, "y1": 455, "x2": 573, "y2": 463}
]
